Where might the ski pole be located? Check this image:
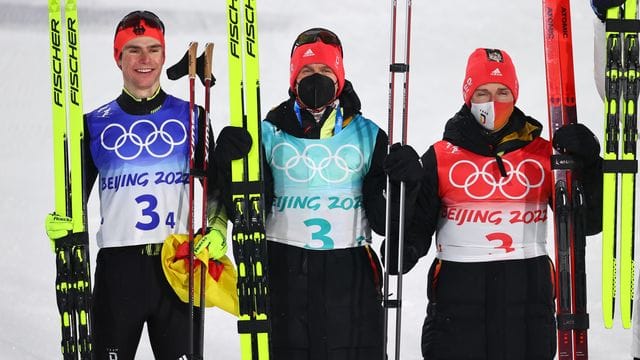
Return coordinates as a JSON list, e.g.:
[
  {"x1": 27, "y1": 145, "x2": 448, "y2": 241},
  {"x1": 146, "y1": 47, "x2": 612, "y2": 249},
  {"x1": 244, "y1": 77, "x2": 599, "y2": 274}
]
[
  {"x1": 185, "y1": 41, "x2": 198, "y2": 359},
  {"x1": 383, "y1": 1, "x2": 412, "y2": 359}
]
